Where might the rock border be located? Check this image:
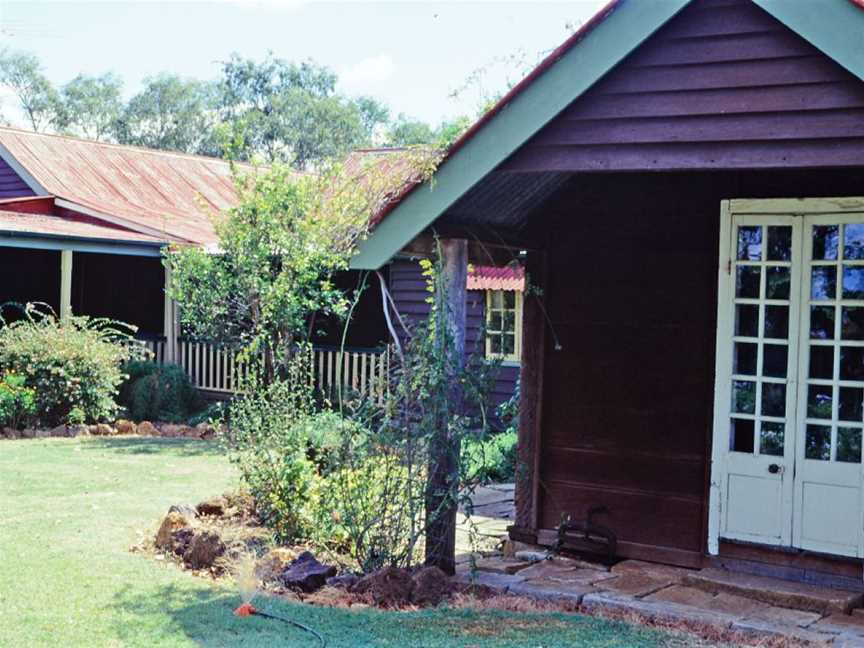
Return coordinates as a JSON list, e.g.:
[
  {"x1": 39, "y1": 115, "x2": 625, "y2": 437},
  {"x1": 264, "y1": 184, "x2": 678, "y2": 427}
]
[{"x1": 1, "y1": 420, "x2": 219, "y2": 440}]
